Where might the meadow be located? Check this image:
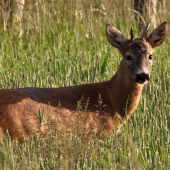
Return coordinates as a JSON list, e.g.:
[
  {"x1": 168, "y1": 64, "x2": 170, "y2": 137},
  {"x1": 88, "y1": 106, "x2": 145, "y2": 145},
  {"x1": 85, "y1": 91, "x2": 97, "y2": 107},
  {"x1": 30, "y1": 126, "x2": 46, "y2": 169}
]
[{"x1": 0, "y1": 0, "x2": 170, "y2": 169}]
